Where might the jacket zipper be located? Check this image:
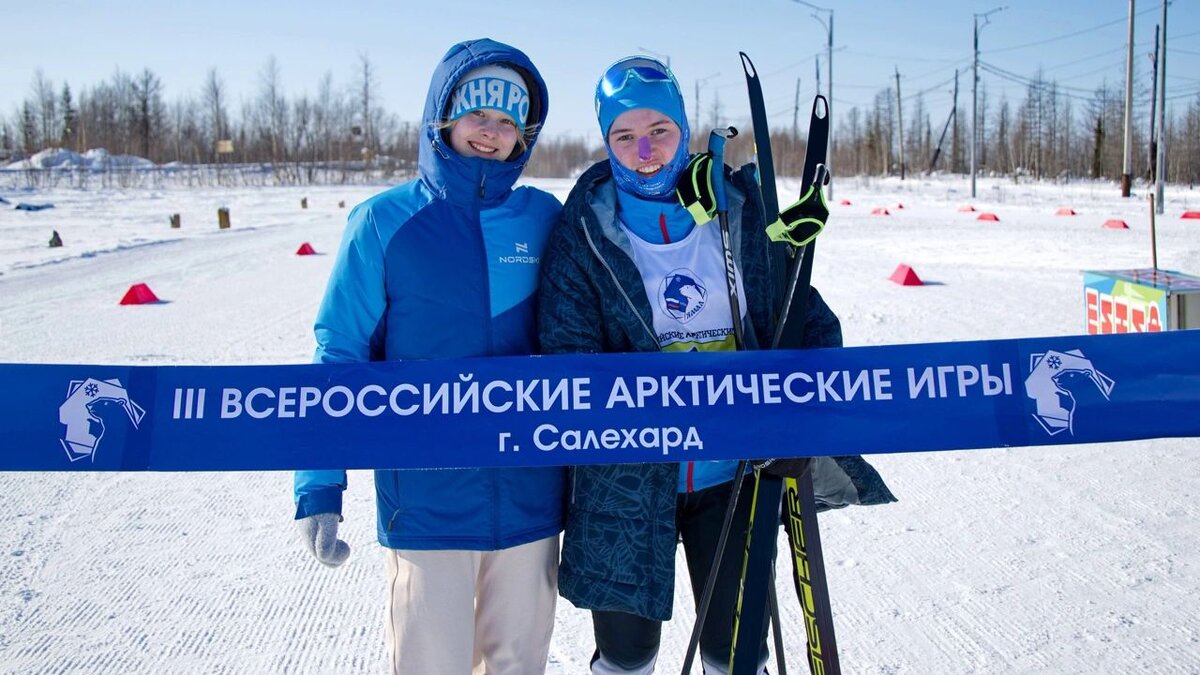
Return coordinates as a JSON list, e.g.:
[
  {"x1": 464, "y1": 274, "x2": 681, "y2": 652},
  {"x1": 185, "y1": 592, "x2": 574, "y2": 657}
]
[
  {"x1": 580, "y1": 215, "x2": 694, "y2": 499},
  {"x1": 579, "y1": 216, "x2": 658, "y2": 346},
  {"x1": 479, "y1": 171, "x2": 500, "y2": 543}
]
